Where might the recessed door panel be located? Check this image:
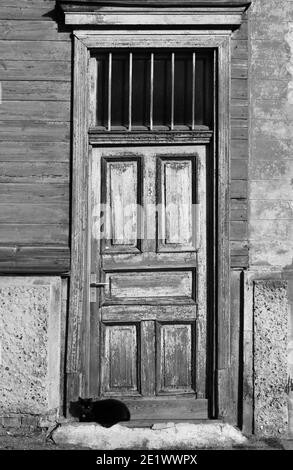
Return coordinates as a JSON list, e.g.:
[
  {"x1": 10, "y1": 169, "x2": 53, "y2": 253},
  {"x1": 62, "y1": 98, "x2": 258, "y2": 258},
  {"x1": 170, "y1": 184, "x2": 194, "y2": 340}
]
[
  {"x1": 102, "y1": 156, "x2": 142, "y2": 252},
  {"x1": 103, "y1": 270, "x2": 195, "y2": 303},
  {"x1": 102, "y1": 323, "x2": 139, "y2": 395},
  {"x1": 158, "y1": 156, "x2": 197, "y2": 251},
  {"x1": 157, "y1": 322, "x2": 195, "y2": 394}
]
